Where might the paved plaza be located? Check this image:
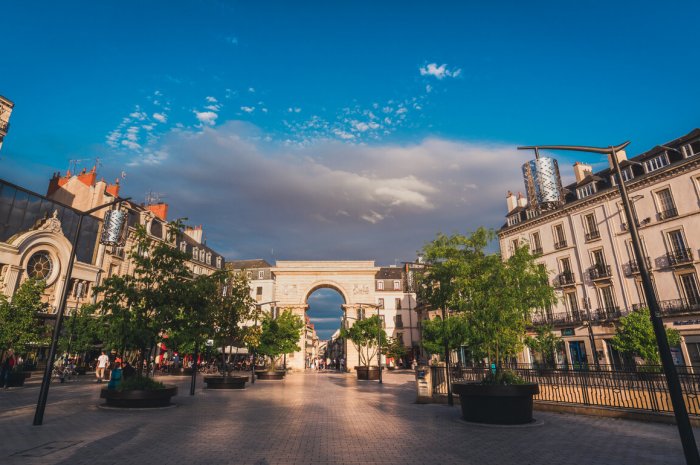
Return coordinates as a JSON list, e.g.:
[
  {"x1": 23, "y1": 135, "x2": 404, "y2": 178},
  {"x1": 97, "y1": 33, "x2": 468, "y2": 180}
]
[{"x1": 0, "y1": 370, "x2": 697, "y2": 464}]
